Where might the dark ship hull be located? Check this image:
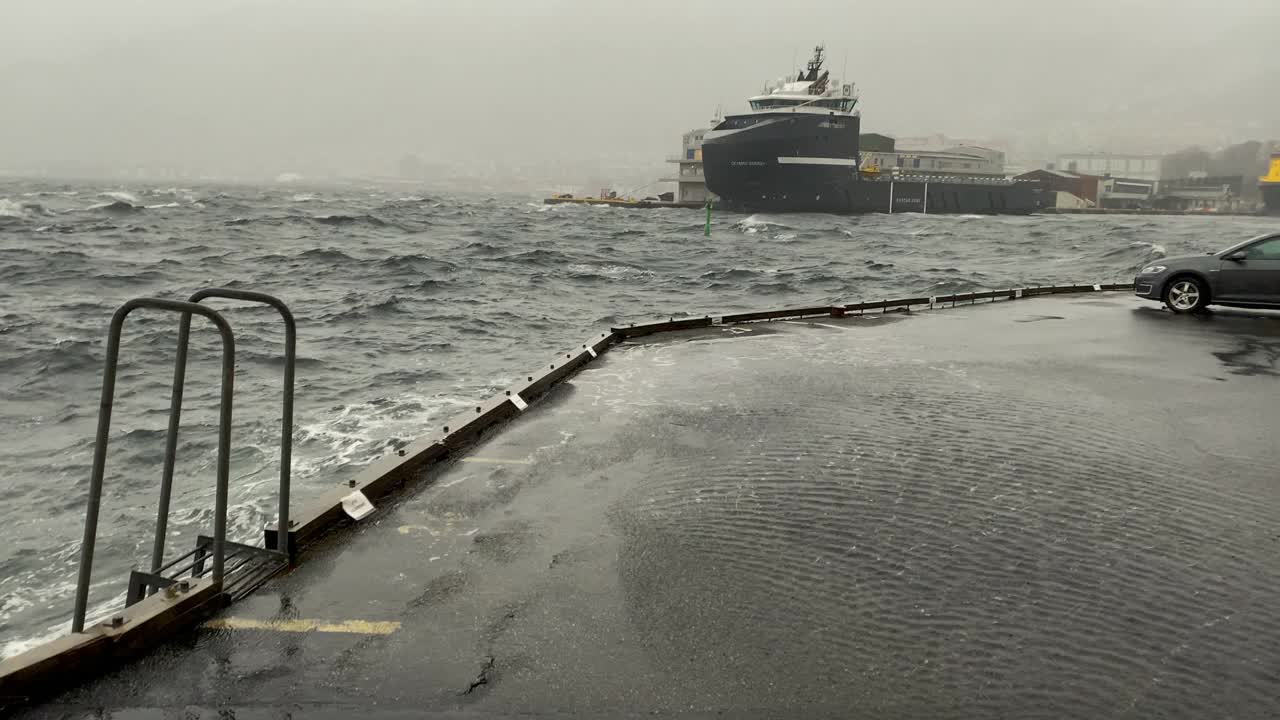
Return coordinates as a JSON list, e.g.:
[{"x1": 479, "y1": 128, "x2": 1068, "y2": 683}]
[{"x1": 702, "y1": 111, "x2": 1037, "y2": 215}]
